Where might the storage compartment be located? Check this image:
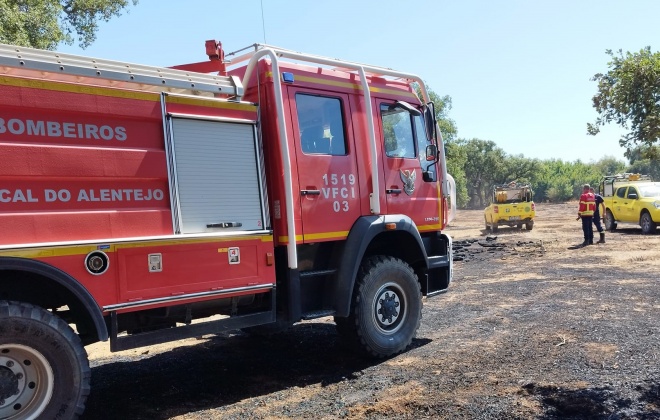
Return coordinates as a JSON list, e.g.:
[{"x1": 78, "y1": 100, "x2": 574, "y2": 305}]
[{"x1": 167, "y1": 117, "x2": 266, "y2": 234}]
